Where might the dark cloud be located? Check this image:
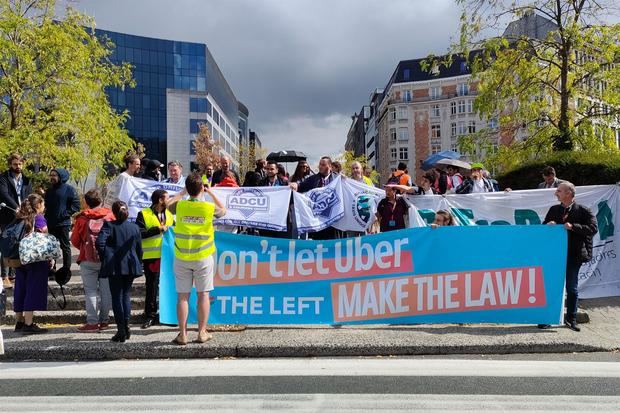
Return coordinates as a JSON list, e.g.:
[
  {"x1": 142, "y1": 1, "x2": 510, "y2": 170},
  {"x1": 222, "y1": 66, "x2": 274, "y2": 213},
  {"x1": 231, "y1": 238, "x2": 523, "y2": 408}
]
[{"x1": 62, "y1": 0, "x2": 461, "y2": 159}]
